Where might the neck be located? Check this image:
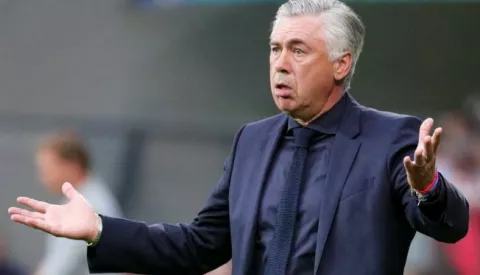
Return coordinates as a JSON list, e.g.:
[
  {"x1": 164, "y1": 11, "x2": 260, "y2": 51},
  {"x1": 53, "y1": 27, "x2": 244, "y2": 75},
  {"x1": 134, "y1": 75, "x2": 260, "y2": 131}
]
[{"x1": 294, "y1": 87, "x2": 345, "y2": 126}]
